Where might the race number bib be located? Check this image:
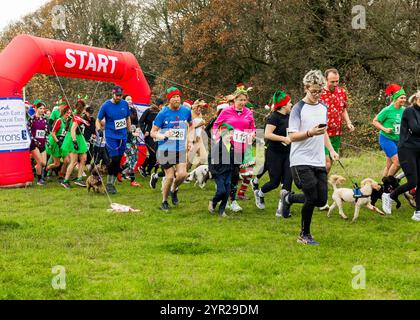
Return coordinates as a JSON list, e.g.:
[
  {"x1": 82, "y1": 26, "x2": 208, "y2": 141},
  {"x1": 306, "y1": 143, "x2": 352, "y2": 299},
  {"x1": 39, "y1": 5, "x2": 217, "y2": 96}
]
[
  {"x1": 114, "y1": 118, "x2": 127, "y2": 130},
  {"x1": 394, "y1": 123, "x2": 401, "y2": 135},
  {"x1": 35, "y1": 130, "x2": 46, "y2": 139},
  {"x1": 168, "y1": 129, "x2": 185, "y2": 141},
  {"x1": 233, "y1": 130, "x2": 247, "y2": 143}
]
